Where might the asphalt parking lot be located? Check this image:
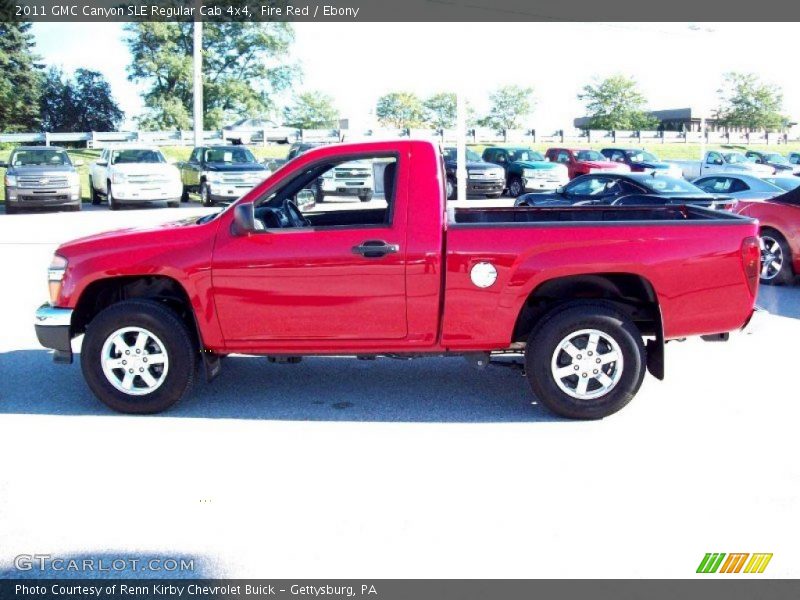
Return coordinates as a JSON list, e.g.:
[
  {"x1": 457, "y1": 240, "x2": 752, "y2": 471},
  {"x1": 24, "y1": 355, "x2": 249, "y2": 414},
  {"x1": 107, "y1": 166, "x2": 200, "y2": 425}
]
[{"x1": 1, "y1": 202, "x2": 799, "y2": 578}]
